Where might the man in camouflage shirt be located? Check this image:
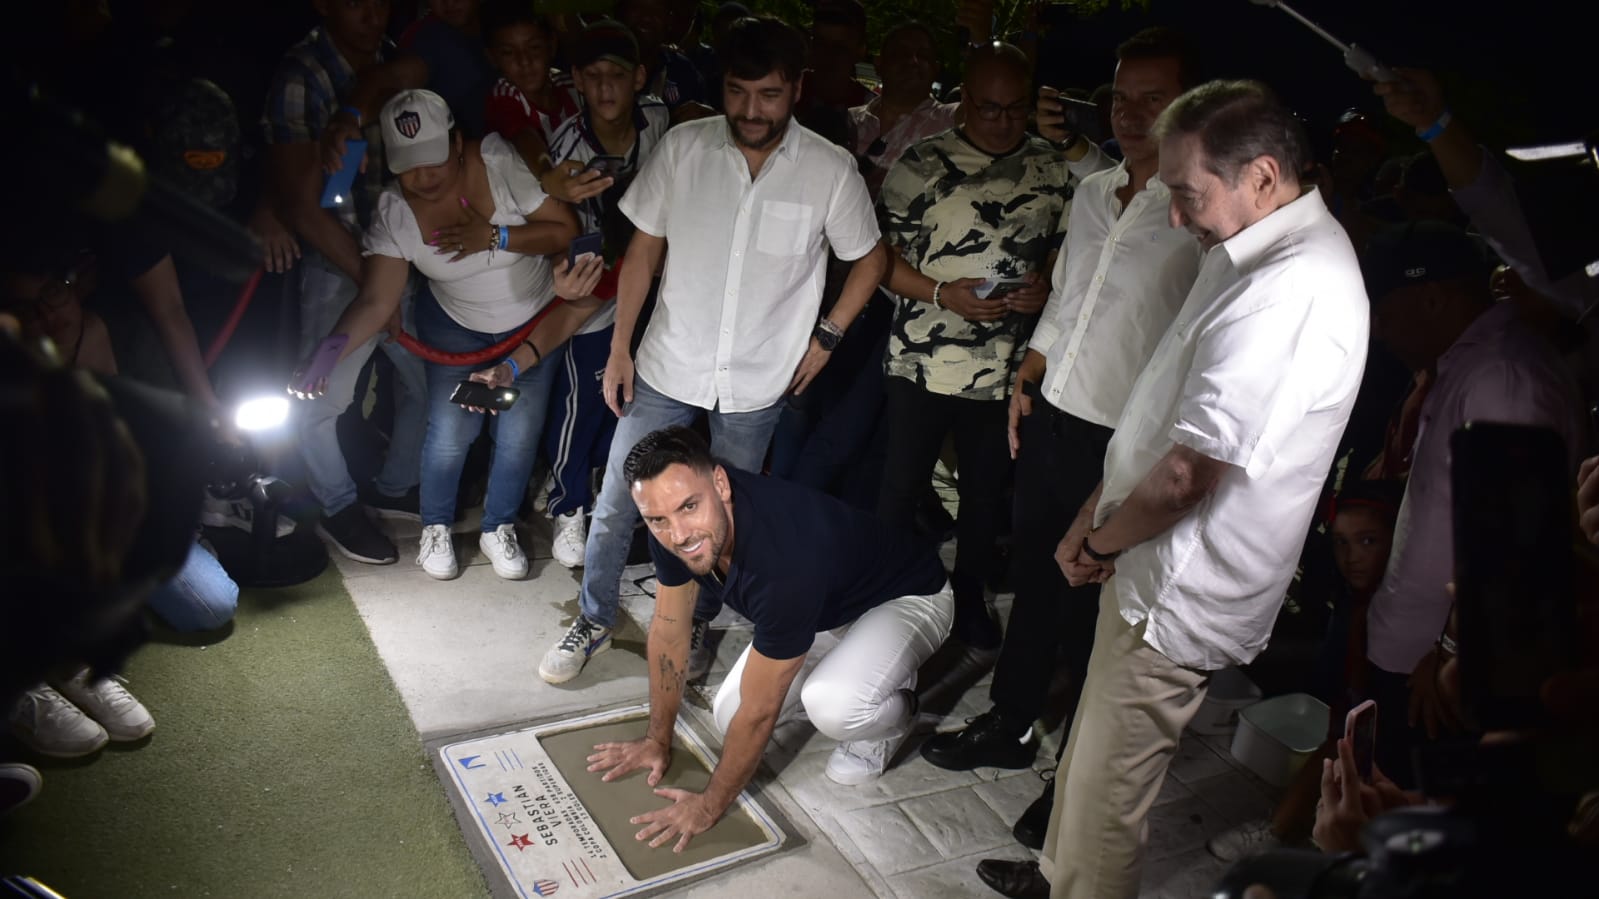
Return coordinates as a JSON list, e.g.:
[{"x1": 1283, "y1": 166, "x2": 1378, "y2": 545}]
[{"x1": 876, "y1": 43, "x2": 1072, "y2": 652}]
